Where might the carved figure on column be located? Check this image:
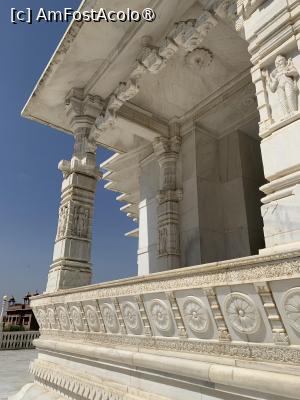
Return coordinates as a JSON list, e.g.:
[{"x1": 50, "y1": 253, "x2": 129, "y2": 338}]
[
  {"x1": 56, "y1": 204, "x2": 69, "y2": 240},
  {"x1": 72, "y1": 206, "x2": 89, "y2": 238},
  {"x1": 265, "y1": 55, "x2": 299, "y2": 118},
  {"x1": 158, "y1": 227, "x2": 168, "y2": 256}
]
